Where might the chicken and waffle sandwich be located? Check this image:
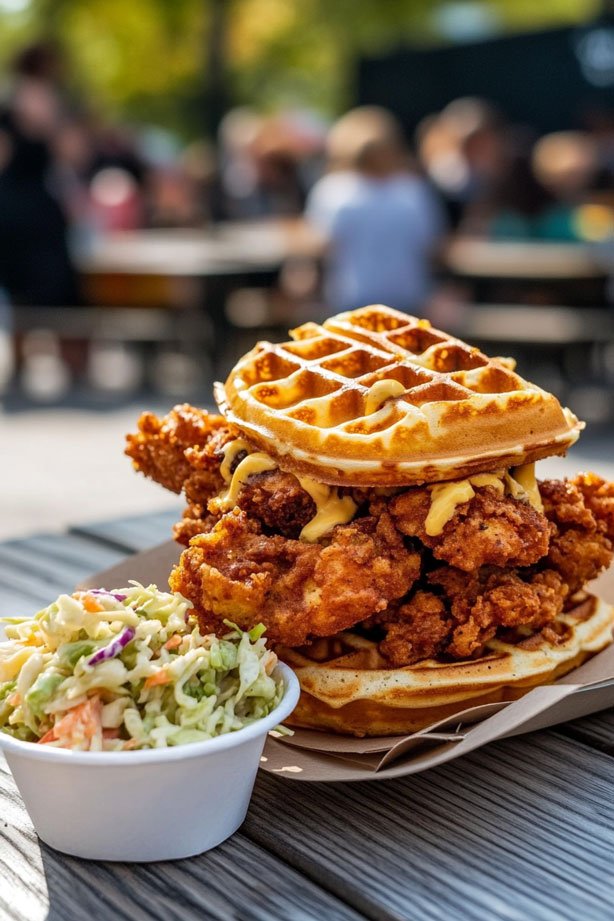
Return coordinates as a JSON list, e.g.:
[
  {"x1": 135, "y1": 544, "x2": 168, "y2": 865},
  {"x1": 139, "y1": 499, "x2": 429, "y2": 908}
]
[{"x1": 126, "y1": 305, "x2": 614, "y2": 736}]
